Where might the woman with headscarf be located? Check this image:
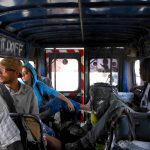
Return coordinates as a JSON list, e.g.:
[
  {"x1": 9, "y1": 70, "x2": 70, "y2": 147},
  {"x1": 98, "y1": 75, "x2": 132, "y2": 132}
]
[{"x1": 21, "y1": 63, "x2": 90, "y2": 119}]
